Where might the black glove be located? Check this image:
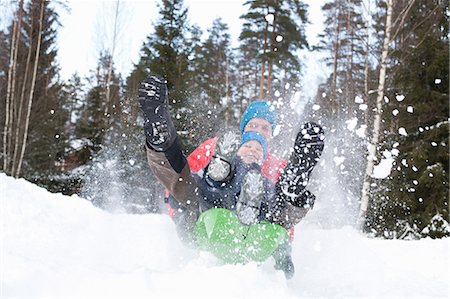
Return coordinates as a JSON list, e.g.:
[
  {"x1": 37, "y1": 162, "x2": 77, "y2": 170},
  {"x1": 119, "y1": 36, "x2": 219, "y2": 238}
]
[{"x1": 138, "y1": 75, "x2": 177, "y2": 152}]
